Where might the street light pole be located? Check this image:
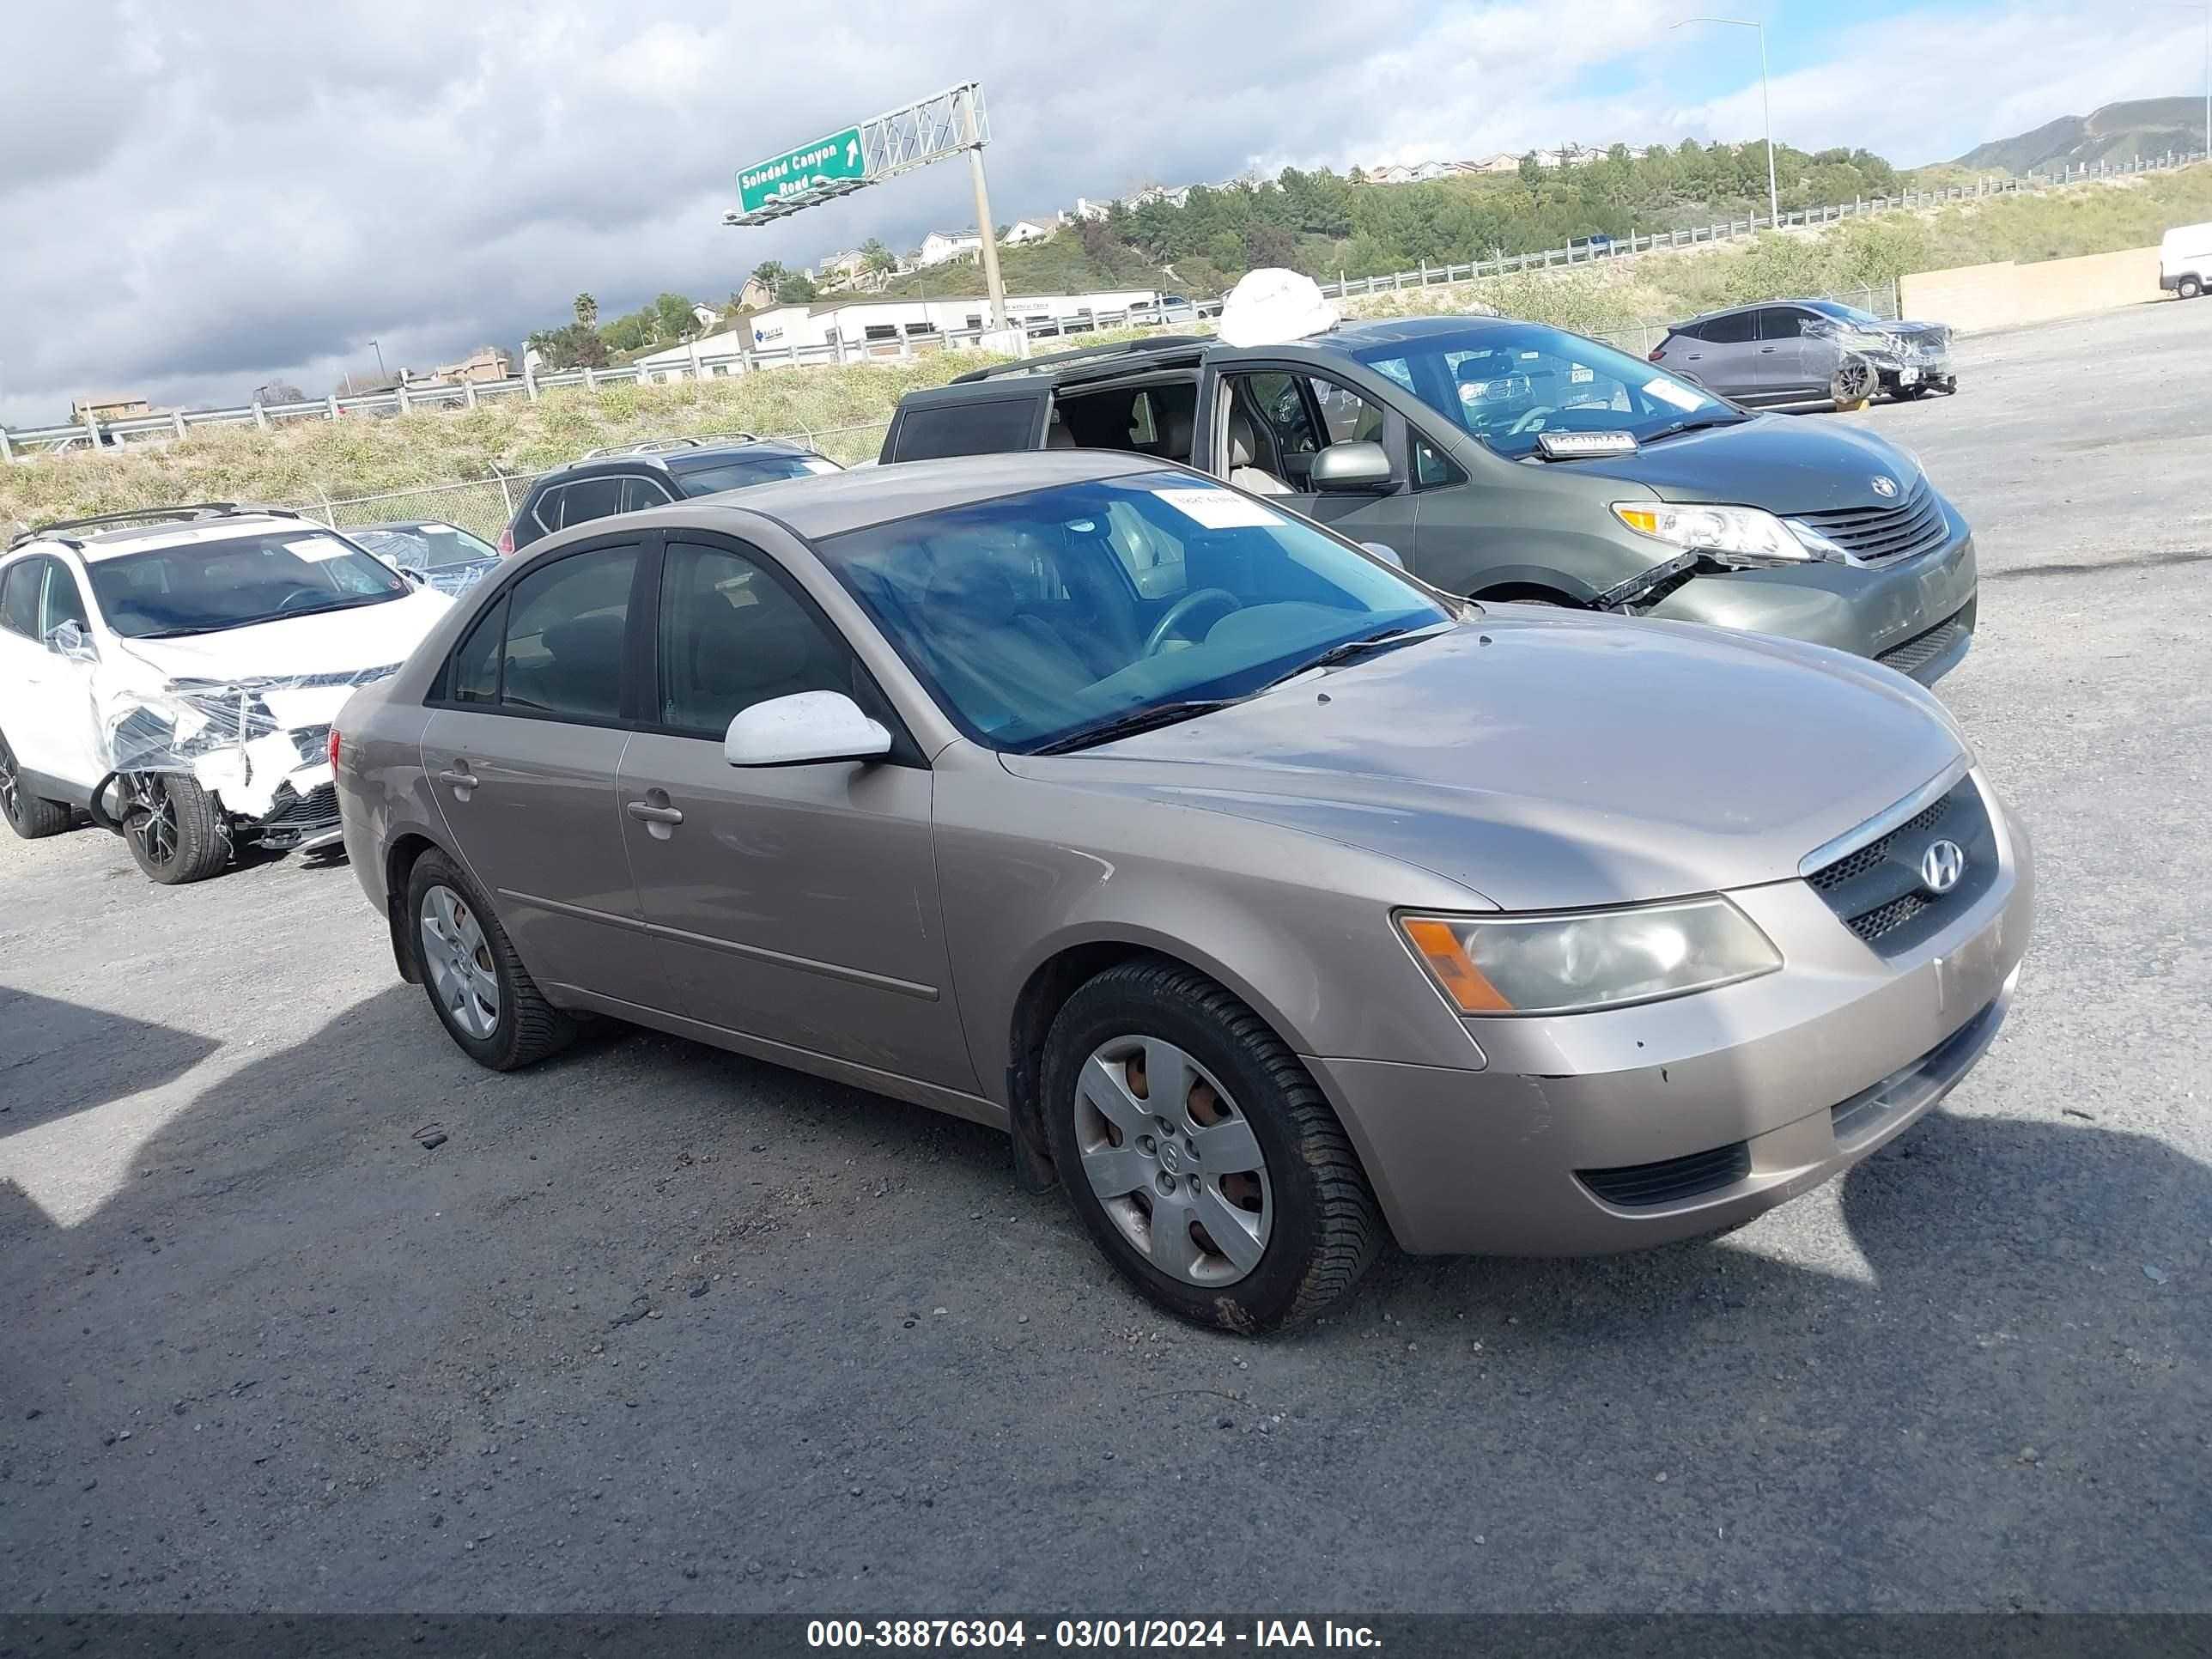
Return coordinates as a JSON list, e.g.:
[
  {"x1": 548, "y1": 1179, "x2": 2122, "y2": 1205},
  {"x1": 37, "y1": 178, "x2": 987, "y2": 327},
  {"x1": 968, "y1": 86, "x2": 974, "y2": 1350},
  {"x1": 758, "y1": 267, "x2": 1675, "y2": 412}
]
[
  {"x1": 371, "y1": 339, "x2": 387, "y2": 381},
  {"x1": 1674, "y1": 15, "x2": 1779, "y2": 226}
]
